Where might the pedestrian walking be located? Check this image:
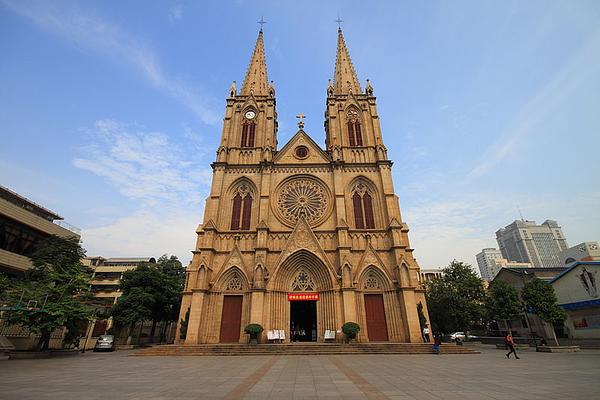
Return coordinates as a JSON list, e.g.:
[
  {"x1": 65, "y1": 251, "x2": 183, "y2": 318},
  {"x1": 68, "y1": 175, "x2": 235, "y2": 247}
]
[
  {"x1": 432, "y1": 333, "x2": 441, "y2": 354},
  {"x1": 505, "y1": 331, "x2": 519, "y2": 359},
  {"x1": 423, "y1": 326, "x2": 430, "y2": 342}
]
